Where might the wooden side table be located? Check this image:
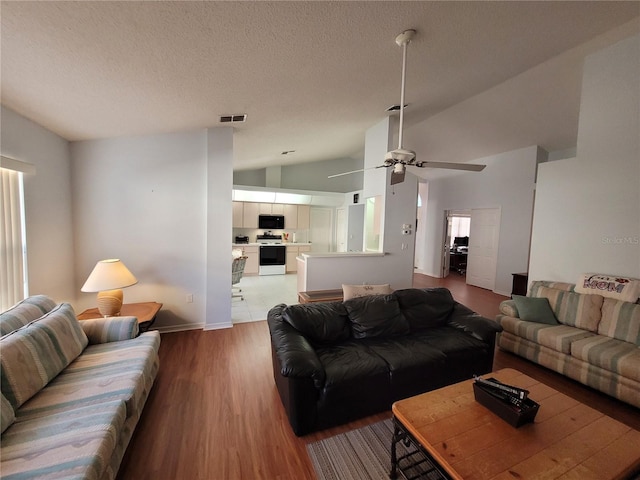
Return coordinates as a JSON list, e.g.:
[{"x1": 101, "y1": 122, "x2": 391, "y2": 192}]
[
  {"x1": 298, "y1": 289, "x2": 343, "y2": 304},
  {"x1": 511, "y1": 272, "x2": 529, "y2": 297},
  {"x1": 77, "y1": 302, "x2": 162, "y2": 333}
]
